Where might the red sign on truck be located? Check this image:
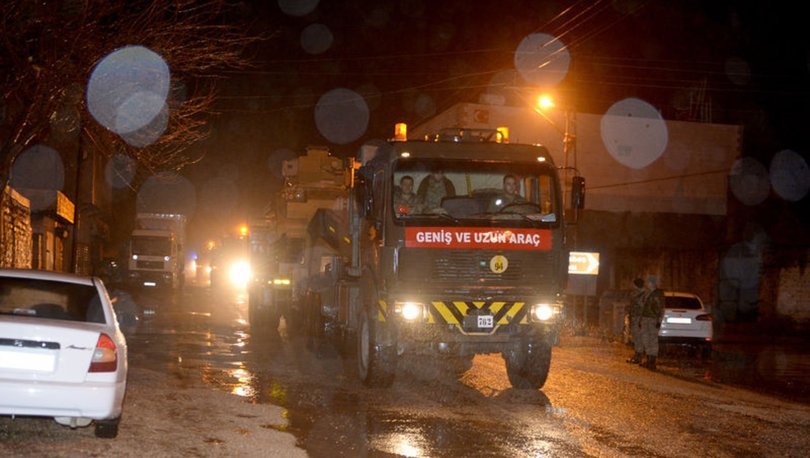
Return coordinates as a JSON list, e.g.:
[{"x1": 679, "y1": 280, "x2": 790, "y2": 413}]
[{"x1": 404, "y1": 227, "x2": 552, "y2": 251}]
